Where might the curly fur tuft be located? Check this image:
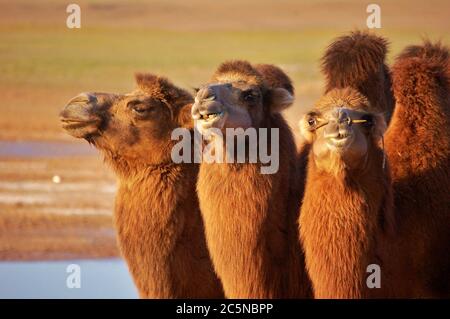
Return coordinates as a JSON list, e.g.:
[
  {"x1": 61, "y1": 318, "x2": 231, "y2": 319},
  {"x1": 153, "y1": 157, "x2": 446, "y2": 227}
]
[
  {"x1": 321, "y1": 31, "x2": 394, "y2": 120},
  {"x1": 255, "y1": 64, "x2": 295, "y2": 95}
]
